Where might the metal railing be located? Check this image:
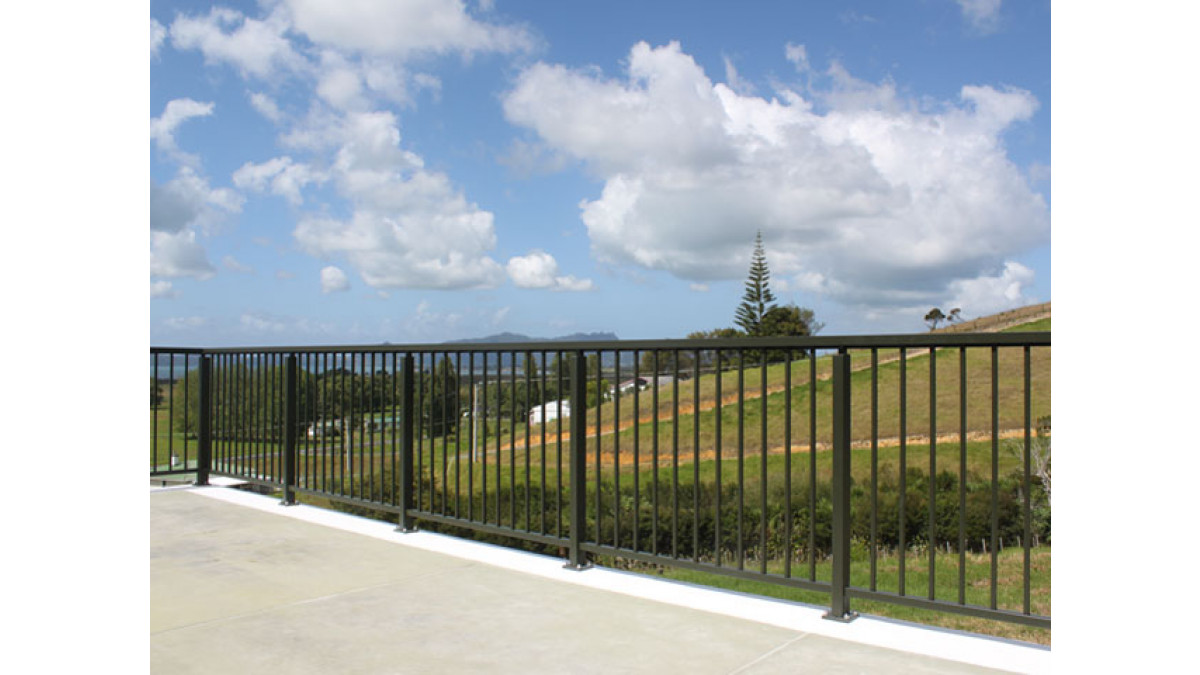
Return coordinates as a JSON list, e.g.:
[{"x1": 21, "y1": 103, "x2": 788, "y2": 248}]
[{"x1": 151, "y1": 332, "x2": 1050, "y2": 629}]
